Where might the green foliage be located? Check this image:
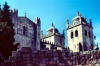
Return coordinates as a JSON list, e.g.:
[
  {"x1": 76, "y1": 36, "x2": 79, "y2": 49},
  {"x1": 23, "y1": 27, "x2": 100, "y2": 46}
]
[{"x1": 0, "y1": 2, "x2": 19, "y2": 61}]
